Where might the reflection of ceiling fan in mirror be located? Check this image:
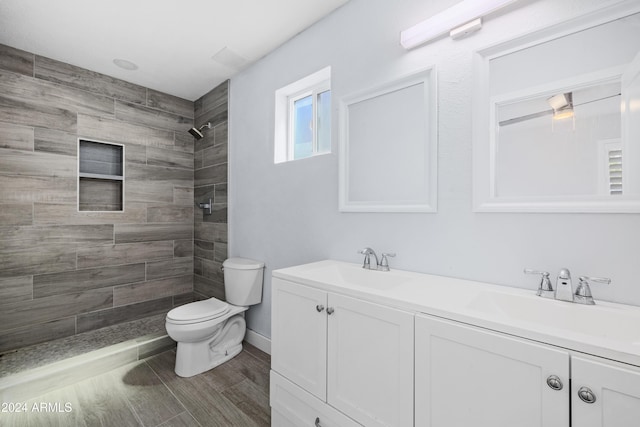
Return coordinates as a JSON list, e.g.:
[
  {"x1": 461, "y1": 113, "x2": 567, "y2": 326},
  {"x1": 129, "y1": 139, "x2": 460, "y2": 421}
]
[{"x1": 498, "y1": 89, "x2": 621, "y2": 127}]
